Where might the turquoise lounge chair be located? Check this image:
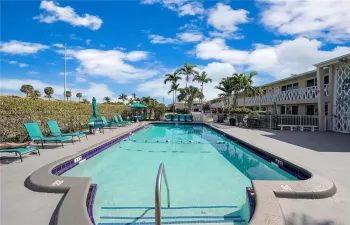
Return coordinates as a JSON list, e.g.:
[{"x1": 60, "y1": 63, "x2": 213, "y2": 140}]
[
  {"x1": 24, "y1": 122, "x2": 72, "y2": 148},
  {"x1": 101, "y1": 116, "x2": 120, "y2": 130},
  {"x1": 118, "y1": 115, "x2": 131, "y2": 125},
  {"x1": 179, "y1": 114, "x2": 185, "y2": 122},
  {"x1": 47, "y1": 121, "x2": 87, "y2": 142},
  {"x1": 113, "y1": 115, "x2": 127, "y2": 126},
  {"x1": 173, "y1": 114, "x2": 179, "y2": 121},
  {"x1": 0, "y1": 146, "x2": 40, "y2": 162},
  {"x1": 166, "y1": 114, "x2": 172, "y2": 121},
  {"x1": 185, "y1": 115, "x2": 193, "y2": 122}
]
